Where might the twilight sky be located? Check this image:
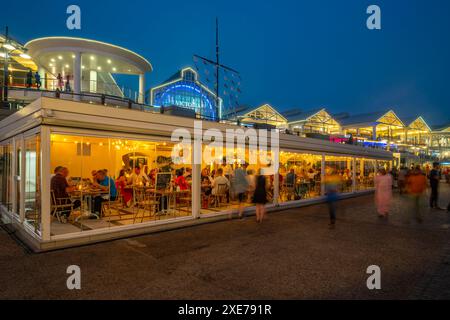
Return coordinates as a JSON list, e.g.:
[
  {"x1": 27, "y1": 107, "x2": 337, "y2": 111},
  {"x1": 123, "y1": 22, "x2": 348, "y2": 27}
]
[{"x1": 4, "y1": 0, "x2": 450, "y2": 126}]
